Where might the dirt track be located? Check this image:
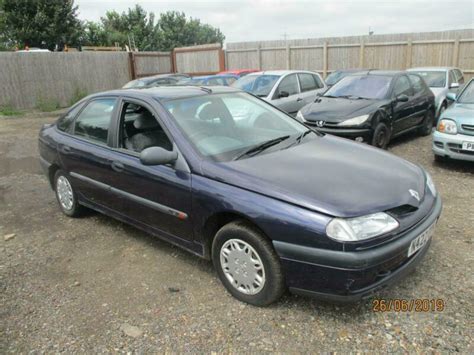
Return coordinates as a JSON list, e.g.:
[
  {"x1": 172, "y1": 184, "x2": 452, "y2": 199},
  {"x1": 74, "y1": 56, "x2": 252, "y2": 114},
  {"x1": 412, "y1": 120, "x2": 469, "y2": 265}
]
[{"x1": 1, "y1": 113, "x2": 473, "y2": 353}]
